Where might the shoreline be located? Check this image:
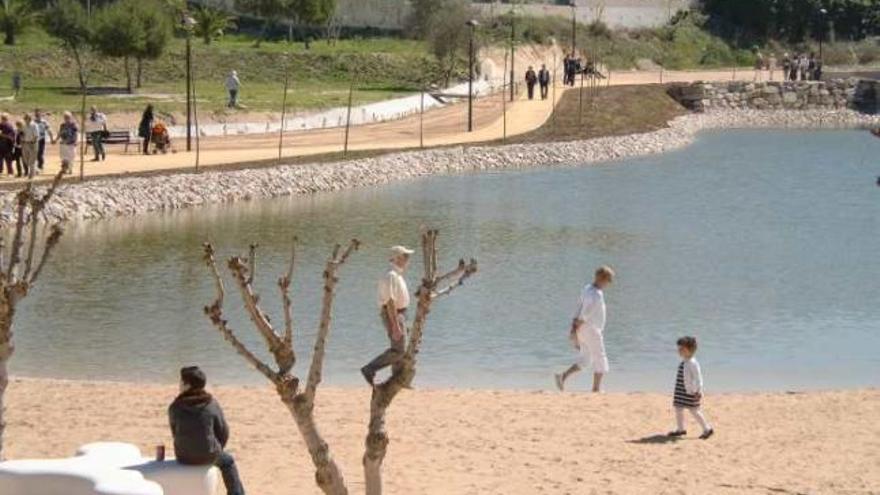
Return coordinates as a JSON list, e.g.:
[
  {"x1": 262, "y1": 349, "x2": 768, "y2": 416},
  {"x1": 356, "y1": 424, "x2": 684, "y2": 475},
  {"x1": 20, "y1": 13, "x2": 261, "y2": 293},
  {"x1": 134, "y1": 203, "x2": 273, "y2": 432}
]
[
  {"x1": 2, "y1": 108, "x2": 878, "y2": 224},
  {"x1": 6, "y1": 377, "x2": 879, "y2": 494}
]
